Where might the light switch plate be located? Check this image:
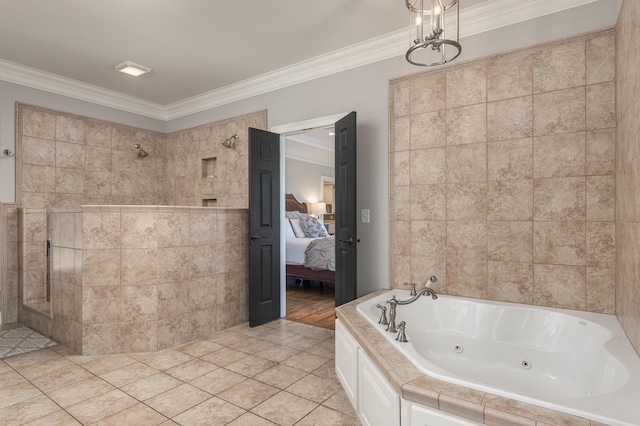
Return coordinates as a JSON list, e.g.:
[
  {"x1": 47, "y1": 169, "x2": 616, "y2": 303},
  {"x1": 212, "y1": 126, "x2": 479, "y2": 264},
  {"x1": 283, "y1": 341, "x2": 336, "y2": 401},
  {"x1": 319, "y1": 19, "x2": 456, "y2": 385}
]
[{"x1": 361, "y1": 209, "x2": 370, "y2": 223}]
